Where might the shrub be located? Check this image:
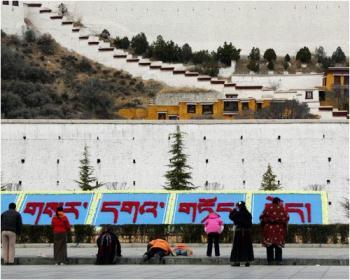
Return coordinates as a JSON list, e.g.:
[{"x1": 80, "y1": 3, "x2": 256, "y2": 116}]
[
  {"x1": 37, "y1": 34, "x2": 56, "y2": 55},
  {"x1": 130, "y1": 32, "x2": 149, "y2": 55},
  {"x1": 315, "y1": 46, "x2": 326, "y2": 63},
  {"x1": 58, "y1": 3, "x2": 68, "y2": 16},
  {"x1": 296, "y1": 46, "x2": 311, "y2": 63},
  {"x1": 331, "y1": 47, "x2": 346, "y2": 64},
  {"x1": 181, "y1": 43, "x2": 192, "y2": 63},
  {"x1": 99, "y1": 29, "x2": 110, "y2": 41},
  {"x1": 78, "y1": 58, "x2": 93, "y2": 73},
  {"x1": 216, "y1": 42, "x2": 241, "y2": 66},
  {"x1": 248, "y1": 47, "x2": 260, "y2": 61},
  {"x1": 284, "y1": 54, "x2": 291, "y2": 62},
  {"x1": 247, "y1": 59, "x2": 259, "y2": 73},
  {"x1": 263, "y1": 48, "x2": 277, "y2": 62},
  {"x1": 283, "y1": 61, "x2": 289, "y2": 70},
  {"x1": 320, "y1": 56, "x2": 334, "y2": 70},
  {"x1": 192, "y1": 50, "x2": 213, "y2": 65},
  {"x1": 24, "y1": 29, "x2": 36, "y2": 43}
]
